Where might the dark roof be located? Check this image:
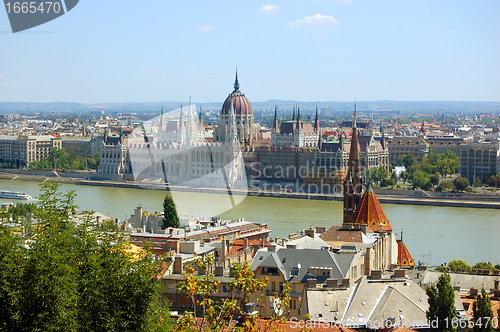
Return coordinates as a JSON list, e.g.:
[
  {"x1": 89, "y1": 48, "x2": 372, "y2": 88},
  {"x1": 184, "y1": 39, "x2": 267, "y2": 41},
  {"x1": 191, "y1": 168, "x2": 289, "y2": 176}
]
[
  {"x1": 387, "y1": 136, "x2": 427, "y2": 146},
  {"x1": 252, "y1": 248, "x2": 351, "y2": 283}
]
